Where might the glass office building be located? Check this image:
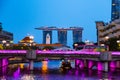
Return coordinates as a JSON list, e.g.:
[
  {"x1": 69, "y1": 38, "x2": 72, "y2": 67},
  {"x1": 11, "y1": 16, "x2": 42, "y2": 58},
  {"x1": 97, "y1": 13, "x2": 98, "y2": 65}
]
[
  {"x1": 43, "y1": 30, "x2": 52, "y2": 44},
  {"x1": 58, "y1": 30, "x2": 67, "y2": 45},
  {"x1": 111, "y1": 0, "x2": 120, "y2": 21},
  {"x1": 73, "y1": 30, "x2": 82, "y2": 43}
]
